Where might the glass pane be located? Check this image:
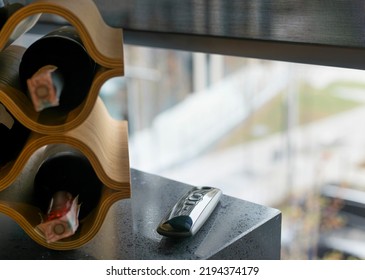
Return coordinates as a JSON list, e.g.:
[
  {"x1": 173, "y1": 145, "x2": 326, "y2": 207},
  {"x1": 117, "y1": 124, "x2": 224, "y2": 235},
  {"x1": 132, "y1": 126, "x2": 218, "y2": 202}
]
[{"x1": 101, "y1": 45, "x2": 365, "y2": 260}]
